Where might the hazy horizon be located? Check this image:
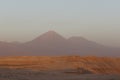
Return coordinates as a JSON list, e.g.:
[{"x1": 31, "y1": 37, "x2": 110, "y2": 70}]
[{"x1": 0, "y1": 0, "x2": 120, "y2": 47}]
